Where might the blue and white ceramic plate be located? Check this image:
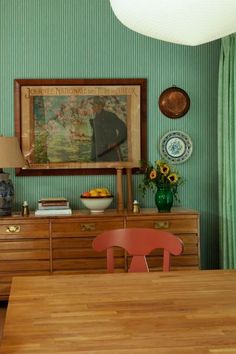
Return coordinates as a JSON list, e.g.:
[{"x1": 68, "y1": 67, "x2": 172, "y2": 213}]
[{"x1": 160, "y1": 131, "x2": 193, "y2": 164}]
